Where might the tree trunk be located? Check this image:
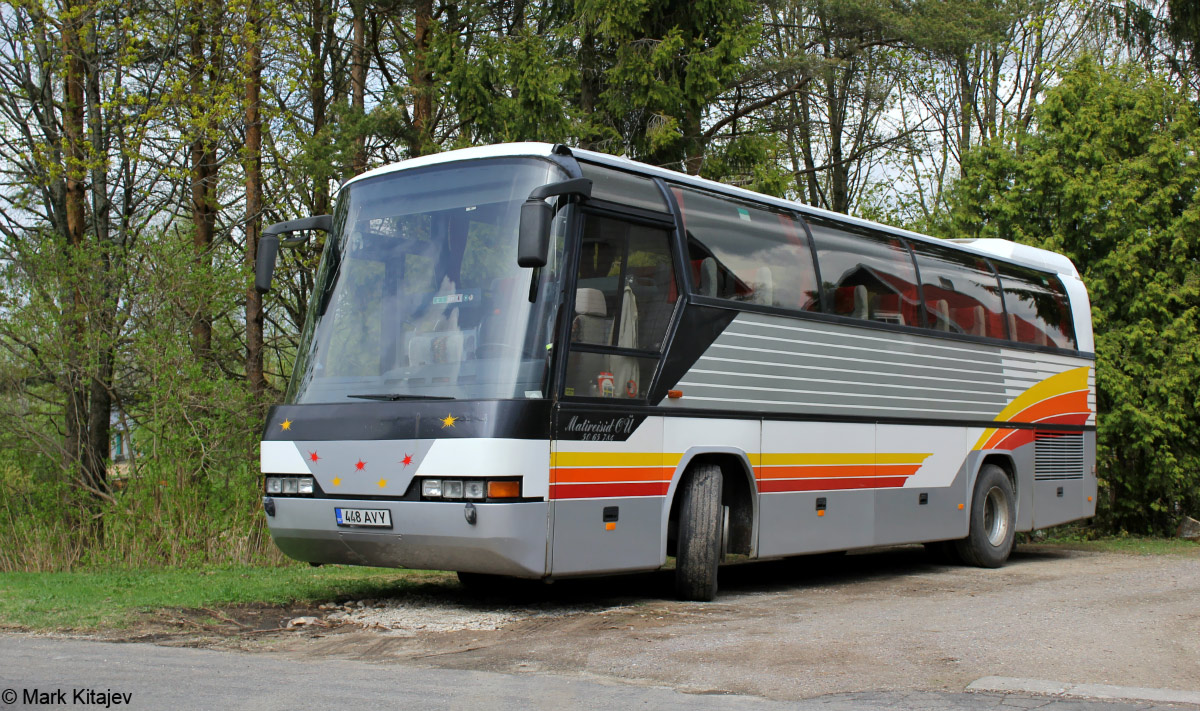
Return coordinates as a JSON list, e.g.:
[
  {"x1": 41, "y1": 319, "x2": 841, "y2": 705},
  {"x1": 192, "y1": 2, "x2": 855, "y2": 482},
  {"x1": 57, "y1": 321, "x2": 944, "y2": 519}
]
[
  {"x1": 410, "y1": 0, "x2": 434, "y2": 157},
  {"x1": 83, "y1": 9, "x2": 112, "y2": 501},
  {"x1": 309, "y1": 0, "x2": 329, "y2": 214},
  {"x1": 350, "y1": 0, "x2": 366, "y2": 175},
  {"x1": 957, "y1": 51, "x2": 973, "y2": 177},
  {"x1": 189, "y1": 23, "x2": 215, "y2": 361},
  {"x1": 62, "y1": 0, "x2": 89, "y2": 492},
  {"x1": 245, "y1": 0, "x2": 265, "y2": 396}
]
